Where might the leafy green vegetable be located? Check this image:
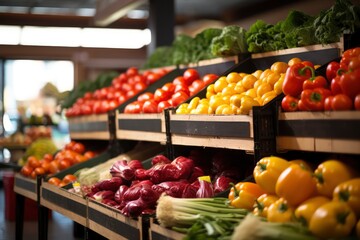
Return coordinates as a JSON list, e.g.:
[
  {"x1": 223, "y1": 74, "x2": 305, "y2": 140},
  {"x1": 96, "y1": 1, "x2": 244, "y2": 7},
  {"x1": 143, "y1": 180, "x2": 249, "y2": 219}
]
[
  {"x1": 313, "y1": 0, "x2": 360, "y2": 44},
  {"x1": 142, "y1": 46, "x2": 174, "y2": 69},
  {"x1": 211, "y1": 25, "x2": 248, "y2": 57}
]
